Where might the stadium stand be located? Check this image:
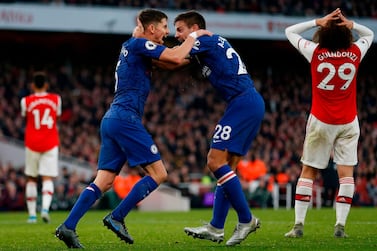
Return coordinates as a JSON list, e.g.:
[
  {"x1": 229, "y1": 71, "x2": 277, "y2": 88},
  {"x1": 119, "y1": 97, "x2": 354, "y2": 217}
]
[{"x1": 7, "y1": 0, "x2": 377, "y2": 17}]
